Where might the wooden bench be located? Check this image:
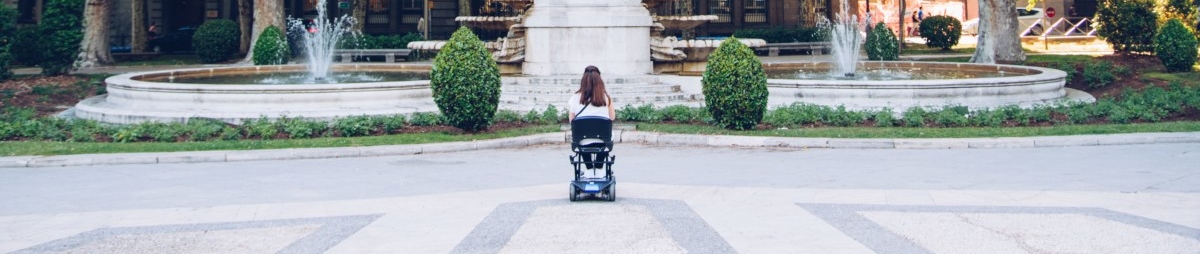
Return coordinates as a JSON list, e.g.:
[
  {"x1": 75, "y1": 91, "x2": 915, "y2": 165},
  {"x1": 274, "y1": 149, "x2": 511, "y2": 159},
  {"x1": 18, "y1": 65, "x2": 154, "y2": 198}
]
[
  {"x1": 112, "y1": 52, "x2": 162, "y2": 61},
  {"x1": 759, "y1": 42, "x2": 833, "y2": 56},
  {"x1": 334, "y1": 49, "x2": 413, "y2": 63}
]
